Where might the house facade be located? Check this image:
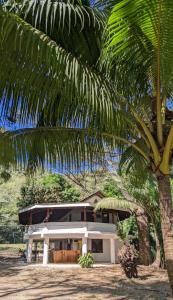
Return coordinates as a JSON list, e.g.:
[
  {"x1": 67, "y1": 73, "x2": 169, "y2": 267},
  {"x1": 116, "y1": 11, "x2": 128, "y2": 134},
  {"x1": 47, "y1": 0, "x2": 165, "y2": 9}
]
[{"x1": 19, "y1": 191, "x2": 130, "y2": 264}]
